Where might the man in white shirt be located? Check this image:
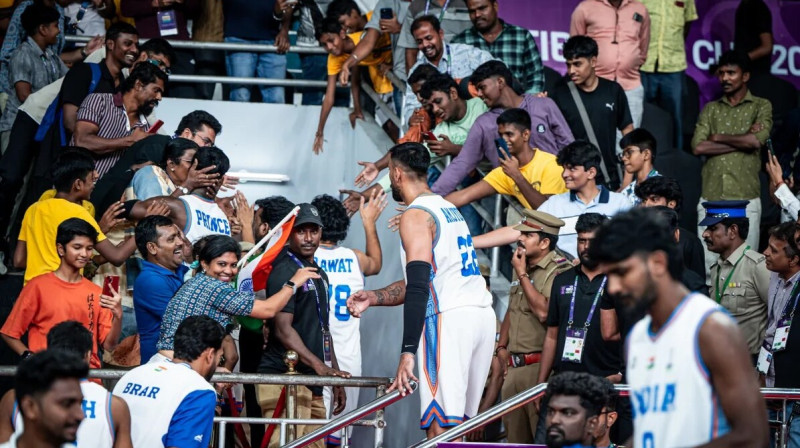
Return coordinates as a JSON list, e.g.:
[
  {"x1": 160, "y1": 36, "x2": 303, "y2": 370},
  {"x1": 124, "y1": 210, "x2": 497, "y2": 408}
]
[
  {"x1": 473, "y1": 140, "x2": 631, "y2": 259},
  {"x1": 113, "y1": 315, "x2": 224, "y2": 448}
]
